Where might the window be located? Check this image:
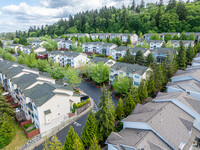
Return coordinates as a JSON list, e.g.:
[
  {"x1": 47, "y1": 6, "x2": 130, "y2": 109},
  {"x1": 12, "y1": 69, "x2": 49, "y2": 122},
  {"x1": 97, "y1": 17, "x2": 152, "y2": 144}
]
[
  {"x1": 135, "y1": 75, "x2": 139, "y2": 79},
  {"x1": 111, "y1": 69, "x2": 114, "y2": 73},
  {"x1": 34, "y1": 114, "x2": 38, "y2": 120},
  {"x1": 119, "y1": 72, "x2": 123, "y2": 75},
  {"x1": 134, "y1": 82, "x2": 139, "y2": 86},
  {"x1": 126, "y1": 73, "x2": 129, "y2": 77}
]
